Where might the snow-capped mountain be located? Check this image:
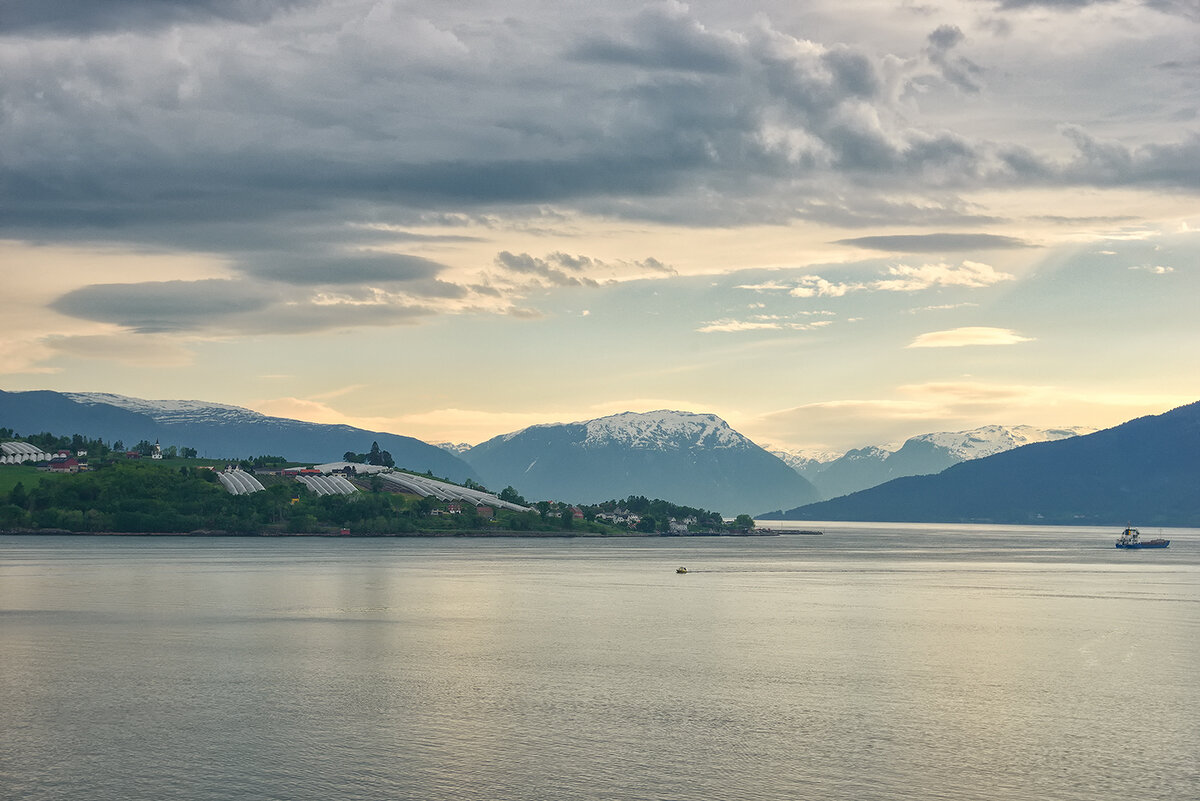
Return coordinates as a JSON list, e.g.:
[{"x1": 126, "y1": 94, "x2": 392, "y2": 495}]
[
  {"x1": 776, "y1": 425, "x2": 1096, "y2": 500},
  {"x1": 465, "y1": 410, "x2": 818, "y2": 515},
  {"x1": 909, "y1": 425, "x2": 1096, "y2": 461},
  {"x1": 0, "y1": 389, "x2": 478, "y2": 482}
]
